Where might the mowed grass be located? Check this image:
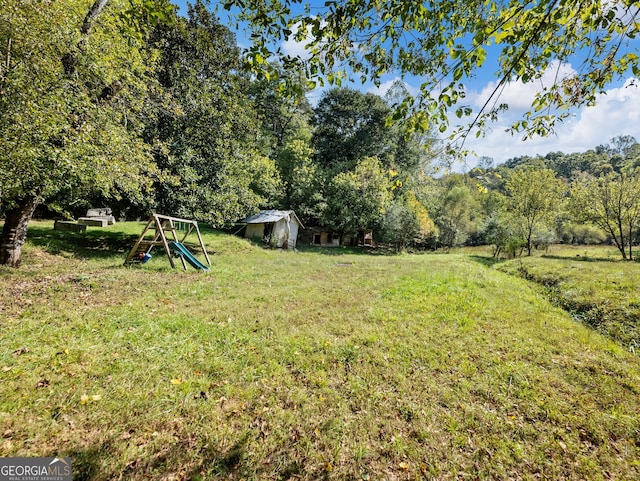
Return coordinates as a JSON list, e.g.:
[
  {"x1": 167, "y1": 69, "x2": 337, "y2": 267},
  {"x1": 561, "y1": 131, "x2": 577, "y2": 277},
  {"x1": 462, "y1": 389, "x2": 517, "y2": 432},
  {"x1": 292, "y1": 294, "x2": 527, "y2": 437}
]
[{"x1": 1, "y1": 221, "x2": 639, "y2": 480}]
